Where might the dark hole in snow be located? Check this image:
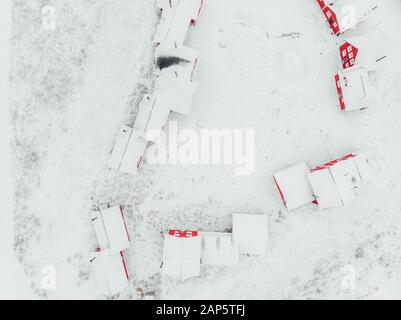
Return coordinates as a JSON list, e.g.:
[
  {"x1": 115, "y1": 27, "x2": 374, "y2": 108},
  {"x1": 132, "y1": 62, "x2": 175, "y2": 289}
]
[{"x1": 156, "y1": 56, "x2": 190, "y2": 70}]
